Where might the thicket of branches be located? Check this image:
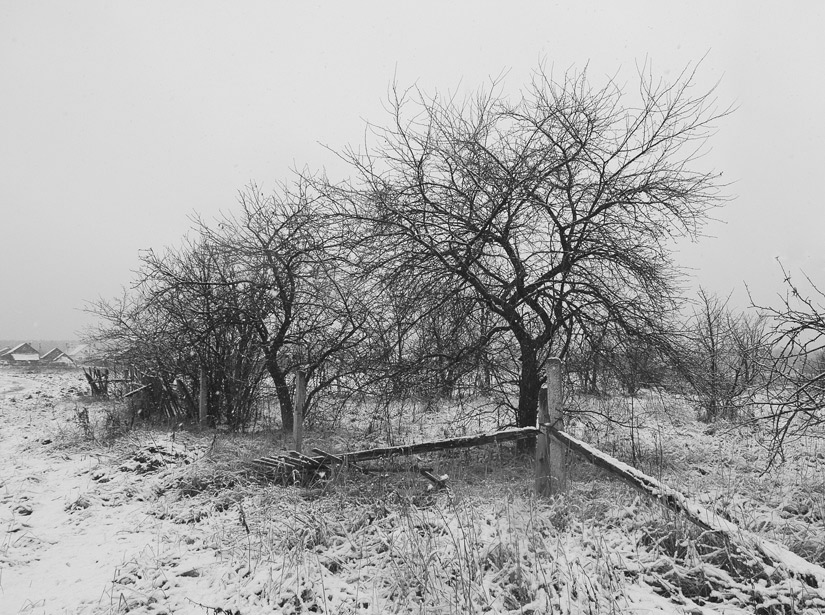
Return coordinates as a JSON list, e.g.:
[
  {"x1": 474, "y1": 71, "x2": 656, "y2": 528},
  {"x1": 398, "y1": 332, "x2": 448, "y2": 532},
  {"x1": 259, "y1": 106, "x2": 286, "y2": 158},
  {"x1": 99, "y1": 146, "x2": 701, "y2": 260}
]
[
  {"x1": 86, "y1": 65, "x2": 825, "y2": 450},
  {"x1": 753, "y1": 265, "x2": 825, "y2": 462},
  {"x1": 677, "y1": 289, "x2": 770, "y2": 422}
]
